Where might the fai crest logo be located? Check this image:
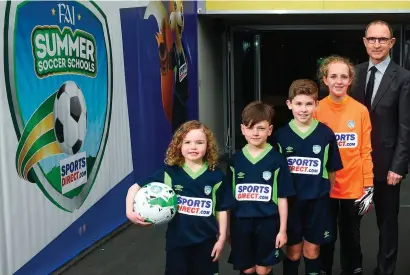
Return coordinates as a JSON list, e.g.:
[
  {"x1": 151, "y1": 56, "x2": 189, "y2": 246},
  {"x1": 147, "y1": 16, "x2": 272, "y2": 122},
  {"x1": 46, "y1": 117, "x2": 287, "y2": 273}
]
[
  {"x1": 204, "y1": 186, "x2": 212, "y2": 195},
  {"x1": 313, "y1": 145, "x2": 321, "y2": 154},
  {"x1": 347, "y1": 120, "x2": 355, "y2": 129},
  {"x1": 262, "y1": 171, "x2": 272, "y2": 180},
  {"x1": 4, "y1": 1, "x2": 113, "y2": 212}
]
